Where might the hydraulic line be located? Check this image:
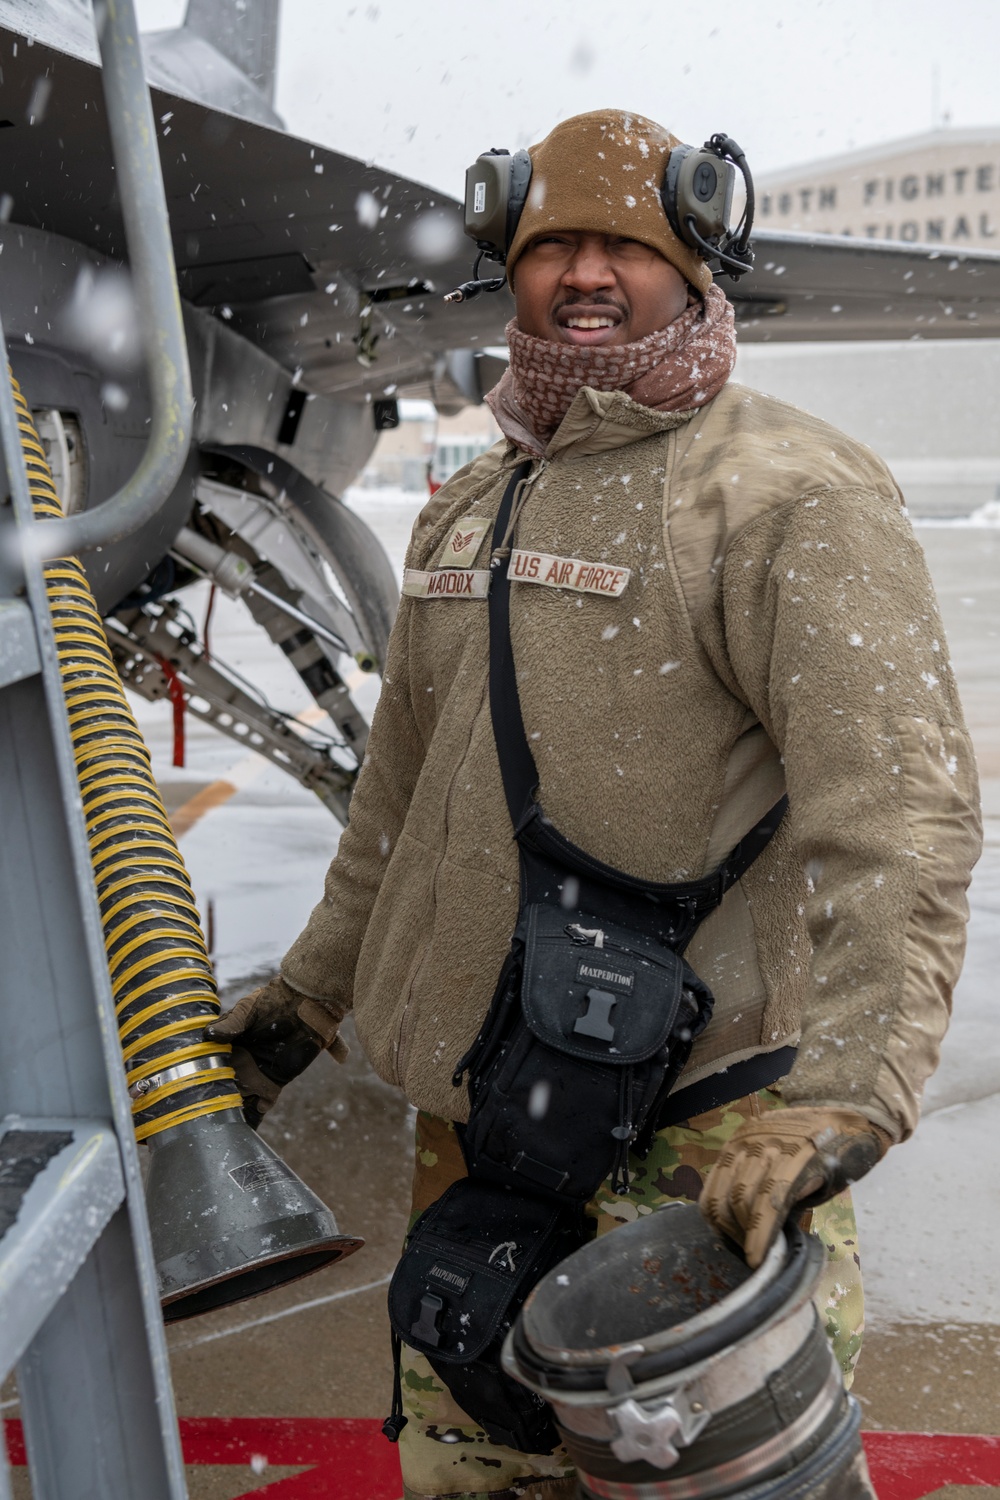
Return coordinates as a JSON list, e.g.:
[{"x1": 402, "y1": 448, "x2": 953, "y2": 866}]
[{"x1": 10, "y1": 371, "x2": 243, "y2": 1142}]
